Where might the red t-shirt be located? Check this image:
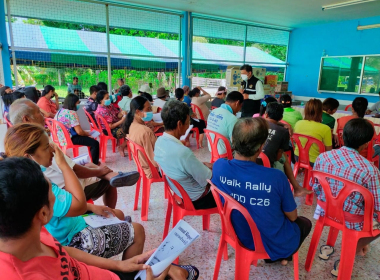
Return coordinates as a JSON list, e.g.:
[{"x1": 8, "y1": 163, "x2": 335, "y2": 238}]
[{"x1": 0, "y1": 228, "x2": 119, "y2": 280}]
